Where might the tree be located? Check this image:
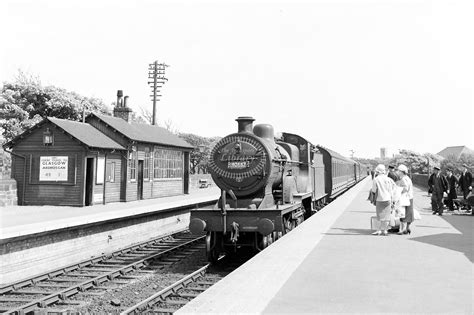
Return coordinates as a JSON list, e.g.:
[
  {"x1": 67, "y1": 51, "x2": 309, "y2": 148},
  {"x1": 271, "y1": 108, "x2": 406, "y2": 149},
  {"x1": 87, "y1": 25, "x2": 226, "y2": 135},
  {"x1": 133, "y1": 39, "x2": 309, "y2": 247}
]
[
  {"x1": 0, "y1": 70, "x2": 110, "y2": 143},
  {"x1": 440, "y1": 153, "x2": 474, "y2": 174},
  {"x1": 178, "y1": 132, "x2": 221, "y2": 174},
  {"x1": 387, "y1": 149, "x2": 444, "y2": 174}
]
